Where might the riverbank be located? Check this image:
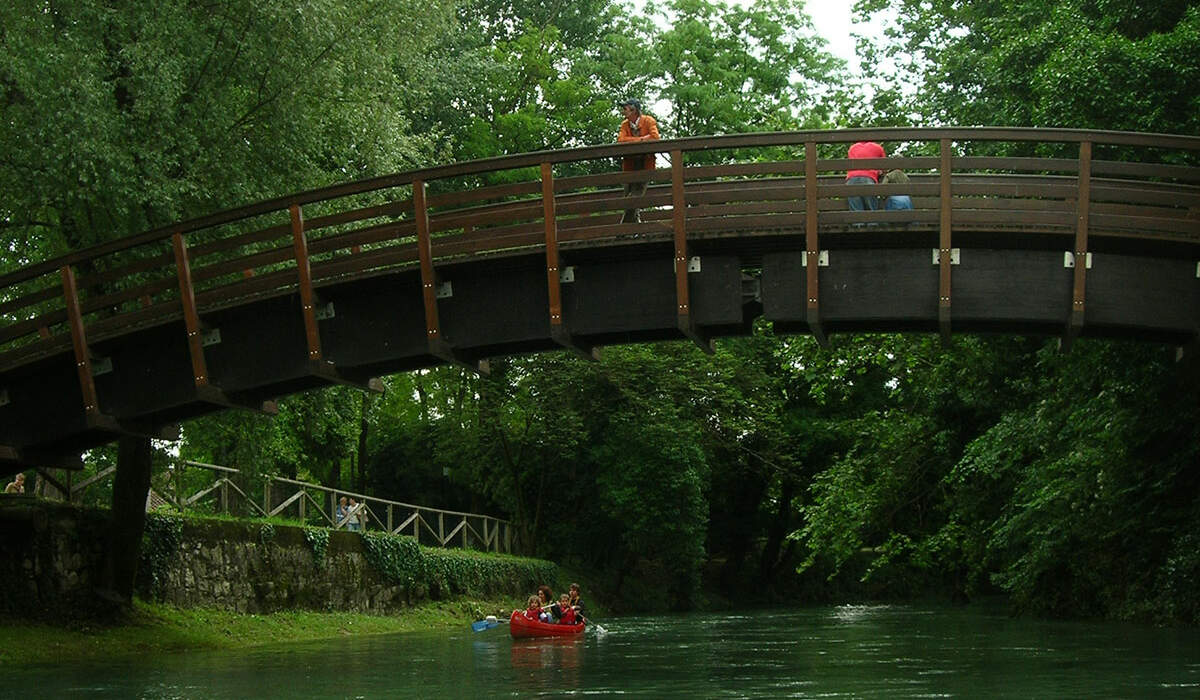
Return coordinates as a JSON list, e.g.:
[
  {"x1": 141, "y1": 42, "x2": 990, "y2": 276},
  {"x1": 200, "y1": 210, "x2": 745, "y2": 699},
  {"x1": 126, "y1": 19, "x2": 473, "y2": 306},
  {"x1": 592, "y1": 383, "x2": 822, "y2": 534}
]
[{"x1": 0, "y1": 596, "x2": 520, "y2": 667}]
